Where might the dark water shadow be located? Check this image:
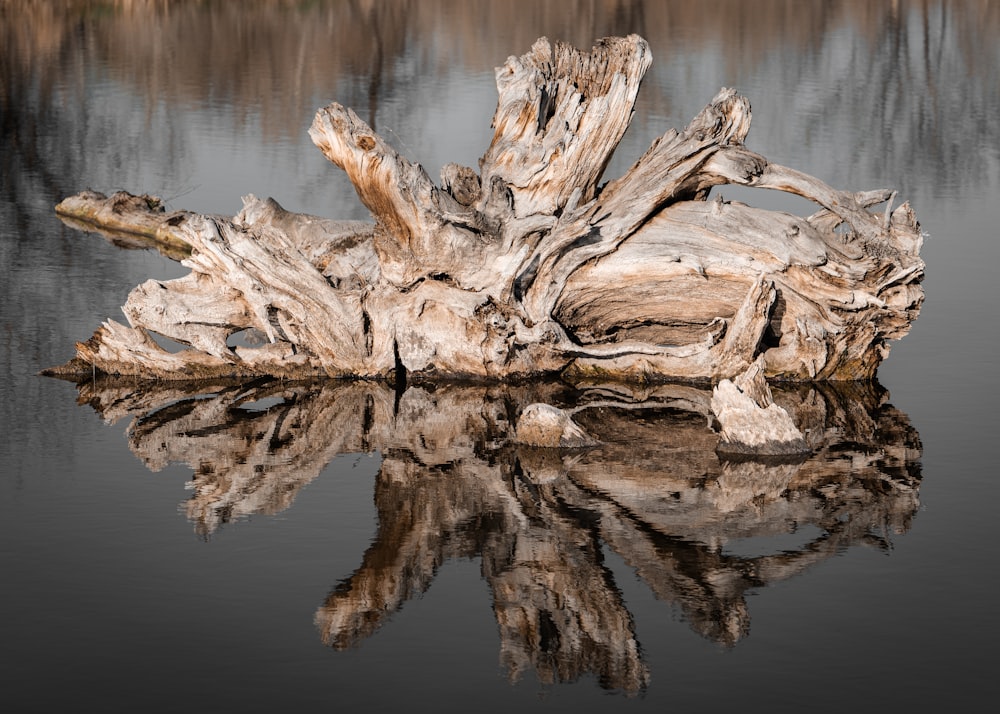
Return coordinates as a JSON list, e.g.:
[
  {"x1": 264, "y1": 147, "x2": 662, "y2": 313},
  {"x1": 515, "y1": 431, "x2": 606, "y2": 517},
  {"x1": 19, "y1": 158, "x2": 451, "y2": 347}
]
[{"x1": 63, "y1": 376, "x2": 922, "y2": 693}]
